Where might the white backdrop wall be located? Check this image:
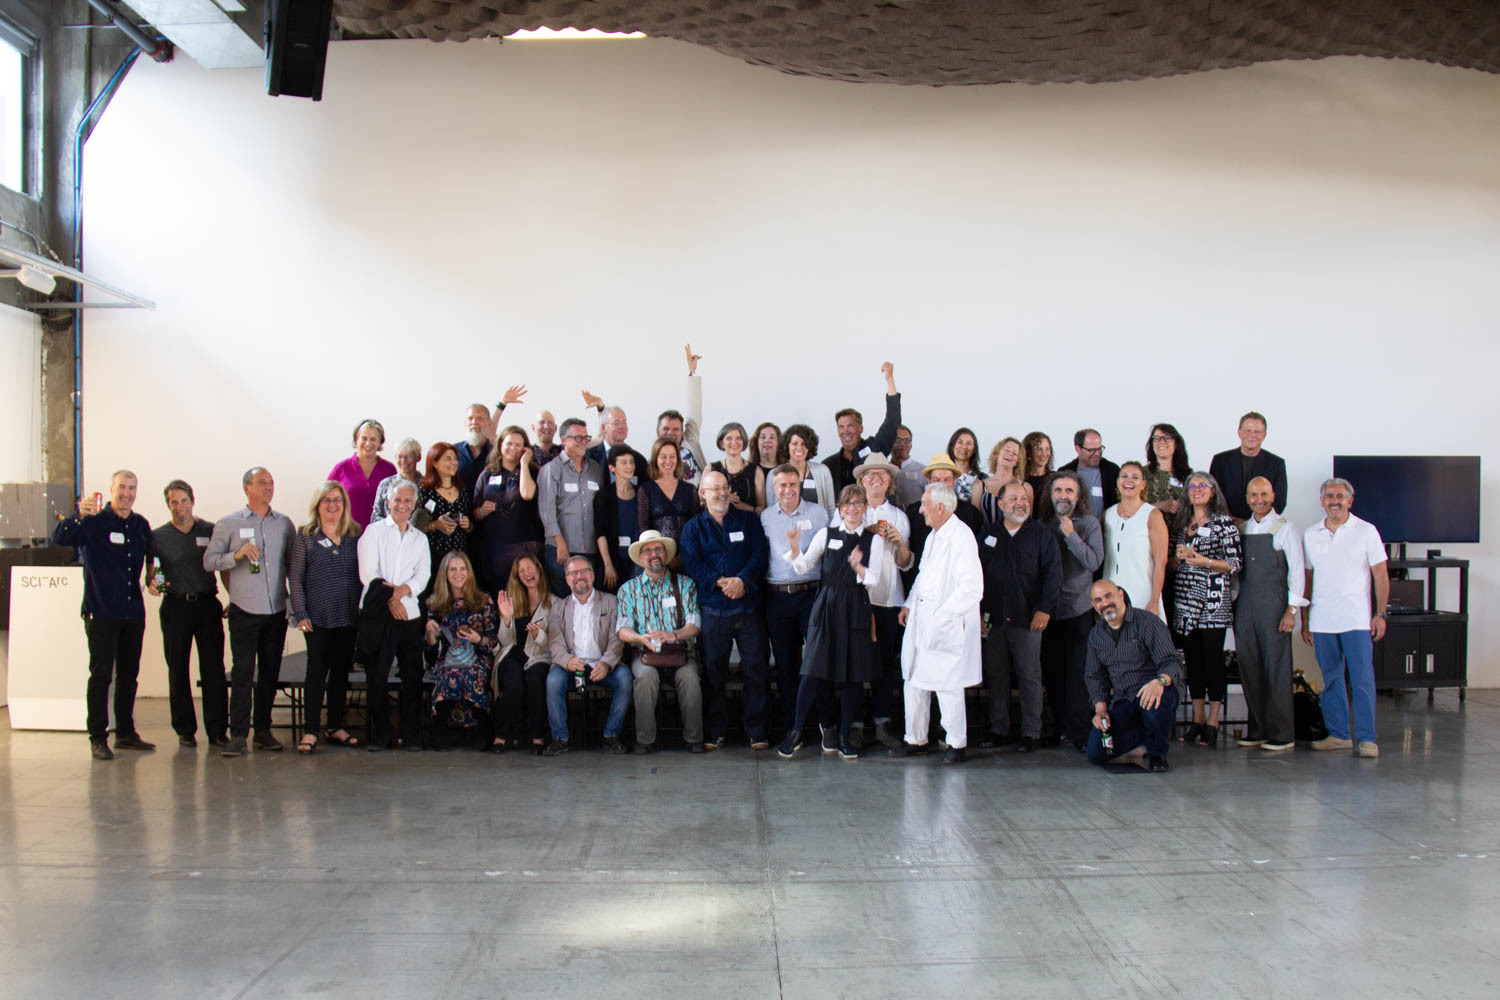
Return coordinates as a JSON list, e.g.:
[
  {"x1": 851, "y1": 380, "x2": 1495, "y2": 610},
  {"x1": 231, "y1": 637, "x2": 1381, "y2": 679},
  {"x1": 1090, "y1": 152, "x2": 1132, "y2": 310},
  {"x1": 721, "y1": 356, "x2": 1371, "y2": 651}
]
[
  {"x1": 0, "y1": 303, "x2": 42, "y2": 484},
  {"x1": 72, "y1": 39, "x2": 1500, "y2": 697}
]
